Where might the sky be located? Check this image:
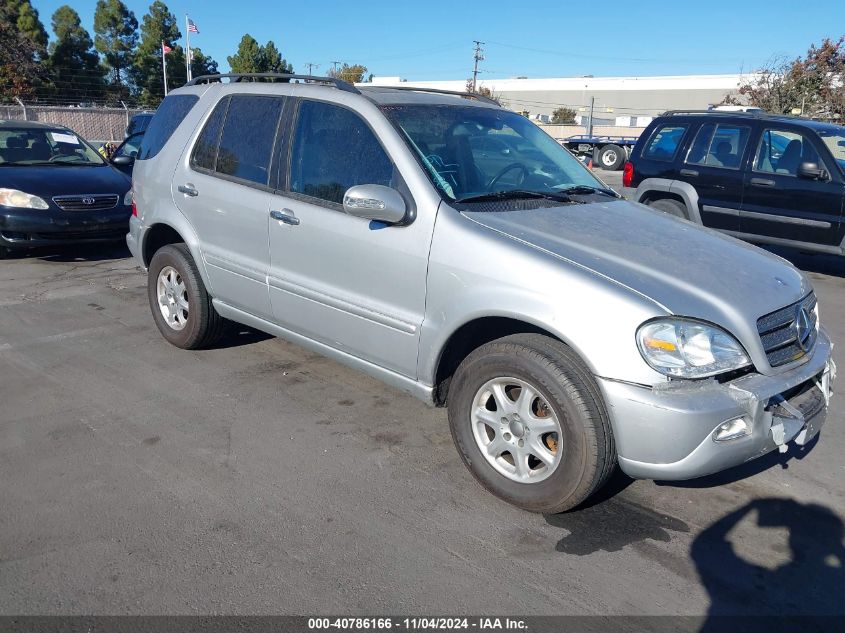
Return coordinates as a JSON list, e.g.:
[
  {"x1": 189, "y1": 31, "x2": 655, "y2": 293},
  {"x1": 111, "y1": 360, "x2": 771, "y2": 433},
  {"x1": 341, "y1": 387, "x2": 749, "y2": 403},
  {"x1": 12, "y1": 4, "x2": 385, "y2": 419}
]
[{"x1": 30, "y1": 0, "x2": 845, "y2": 80}]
